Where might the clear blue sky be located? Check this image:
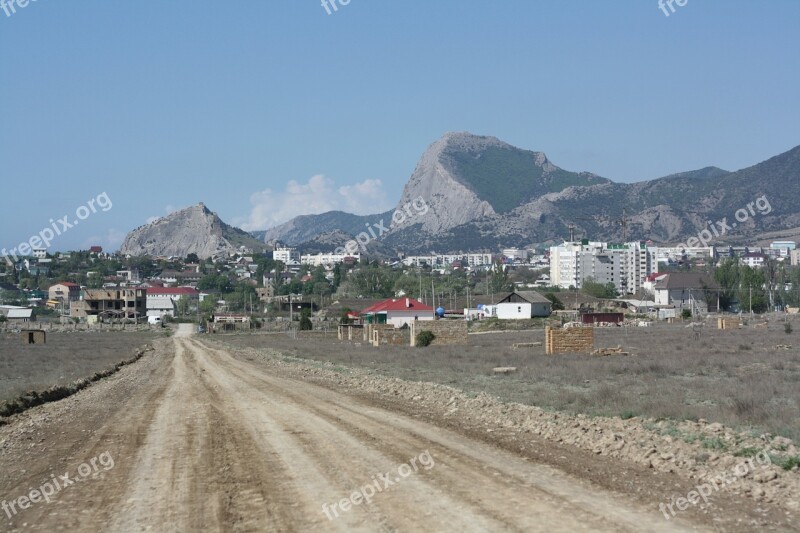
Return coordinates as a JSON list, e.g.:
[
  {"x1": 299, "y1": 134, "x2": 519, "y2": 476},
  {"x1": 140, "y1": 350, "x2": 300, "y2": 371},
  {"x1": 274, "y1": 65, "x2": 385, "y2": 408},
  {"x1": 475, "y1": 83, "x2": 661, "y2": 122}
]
[{"x1": 1, "y1": 0, "x2": 798, "y2": 252}]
